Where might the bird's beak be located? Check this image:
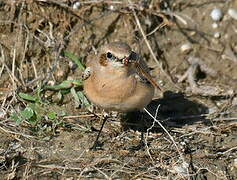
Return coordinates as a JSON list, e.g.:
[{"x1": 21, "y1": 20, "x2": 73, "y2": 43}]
[
  {"x1": 121, "y1": 56, "x2": 130, "y2": 66},
  {"x1": 121, "y1": 51, "x2": 138, "y2": 66}
]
